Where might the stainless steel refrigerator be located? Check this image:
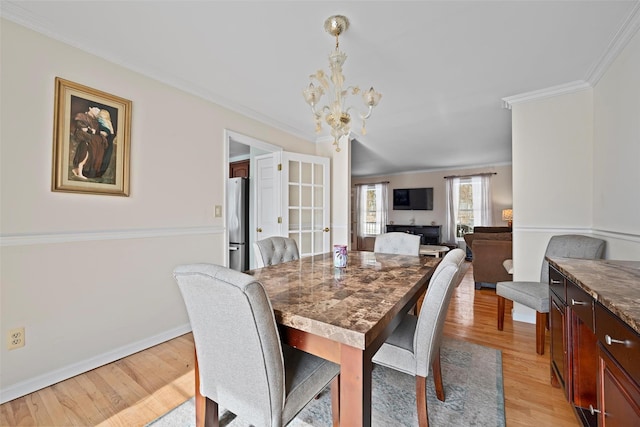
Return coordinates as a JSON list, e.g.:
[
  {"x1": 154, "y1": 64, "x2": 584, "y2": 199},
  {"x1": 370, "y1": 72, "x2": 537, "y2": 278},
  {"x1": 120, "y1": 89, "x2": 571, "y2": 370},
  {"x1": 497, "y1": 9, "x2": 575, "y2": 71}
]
[{"x1": 228, "y1": 177, "x2": 249, "y2": 271}]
